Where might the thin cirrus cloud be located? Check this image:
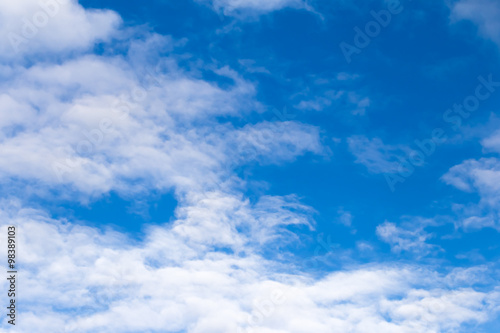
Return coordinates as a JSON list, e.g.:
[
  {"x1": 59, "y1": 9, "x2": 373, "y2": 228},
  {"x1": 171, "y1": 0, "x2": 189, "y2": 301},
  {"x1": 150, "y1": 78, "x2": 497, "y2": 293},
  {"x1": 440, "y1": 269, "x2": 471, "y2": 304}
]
[
  {"x1": 376, "y1": 218, "x2": 440, "y2": 256},
  {"x1": 347, "y1": 135, "x2": 410, "y2": 174},
  {"x1": 197, "y1": 0, "x2": 306, "y2": 15}
]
